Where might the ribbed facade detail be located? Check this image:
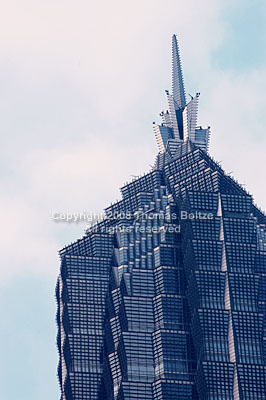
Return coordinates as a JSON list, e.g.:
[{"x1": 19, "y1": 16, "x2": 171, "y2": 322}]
[{"x1": 56, "y1": 37, "x2": 266, "y2": 399}]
